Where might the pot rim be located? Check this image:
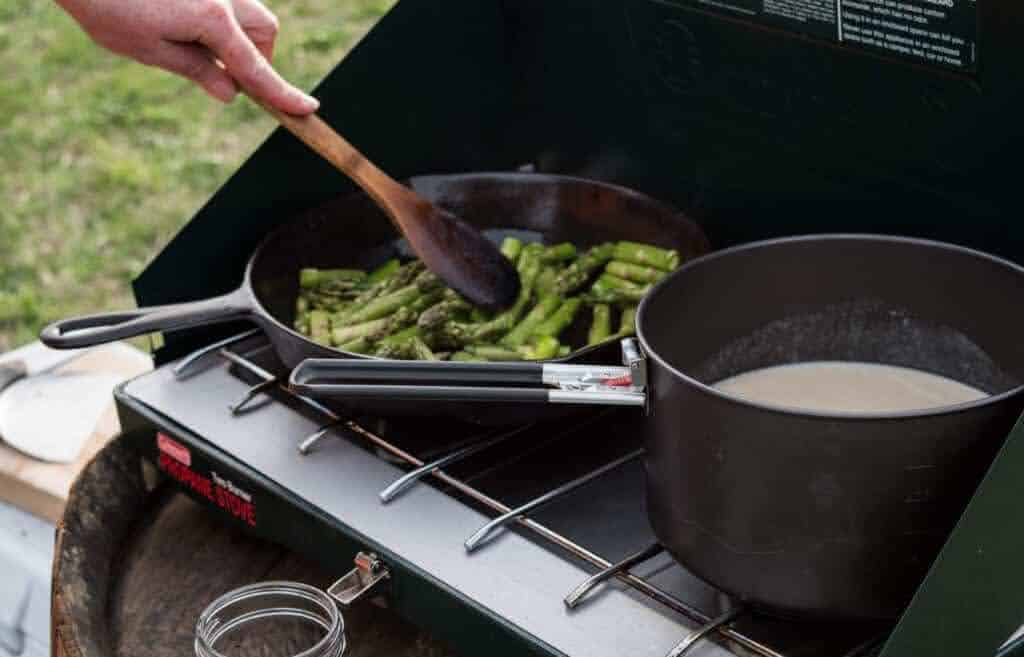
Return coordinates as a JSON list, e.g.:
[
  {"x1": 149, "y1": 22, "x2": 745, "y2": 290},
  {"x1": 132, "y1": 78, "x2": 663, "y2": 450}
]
[{"x1": 636, "y1": 232, "x2": 1024, "y2": 422}]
